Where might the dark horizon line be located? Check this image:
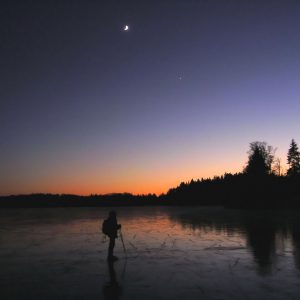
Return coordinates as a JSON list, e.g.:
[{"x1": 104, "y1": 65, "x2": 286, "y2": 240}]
[{"x1": 0, "y1": 191, "x2": 158, "y2": 198}]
